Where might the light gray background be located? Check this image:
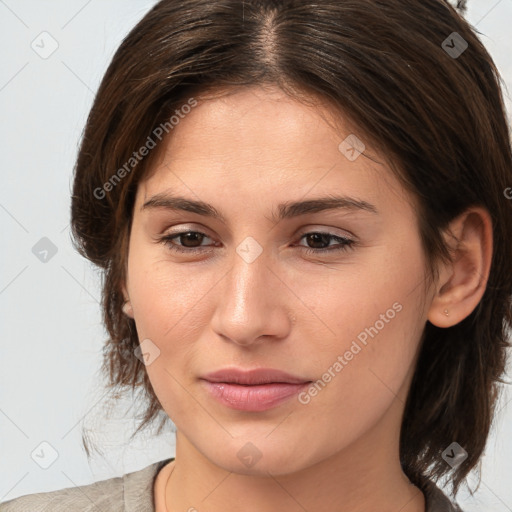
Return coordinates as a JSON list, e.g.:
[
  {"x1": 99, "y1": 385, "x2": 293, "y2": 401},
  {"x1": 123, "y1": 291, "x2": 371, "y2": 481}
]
[{"x1": 1, "y1": 0, "x2": 511, "y2": 509}]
